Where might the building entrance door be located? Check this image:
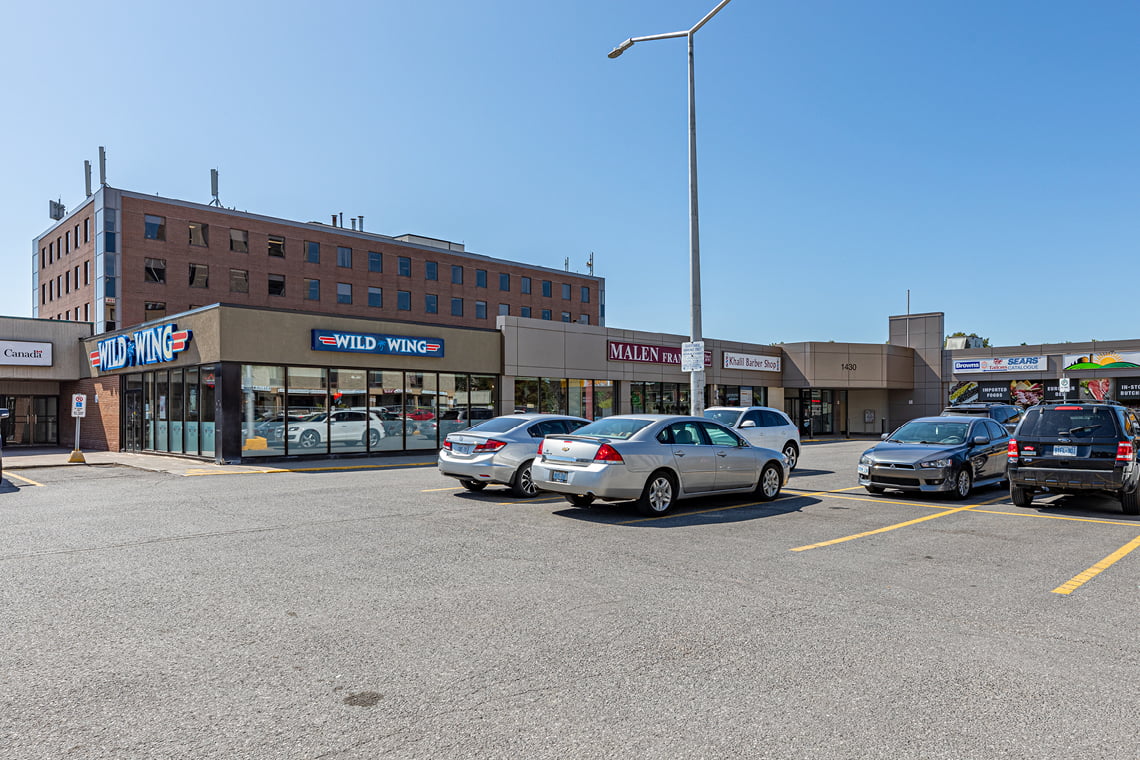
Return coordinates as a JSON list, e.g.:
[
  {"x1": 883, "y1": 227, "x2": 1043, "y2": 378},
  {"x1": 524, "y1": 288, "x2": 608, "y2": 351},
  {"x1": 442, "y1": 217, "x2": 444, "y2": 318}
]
[
  {"x1": 1, "y1": 396, "x2": 59, "y2": 447},
  {"x1": 123, "y1": 389, "x2": 143, "y2": 452}
]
